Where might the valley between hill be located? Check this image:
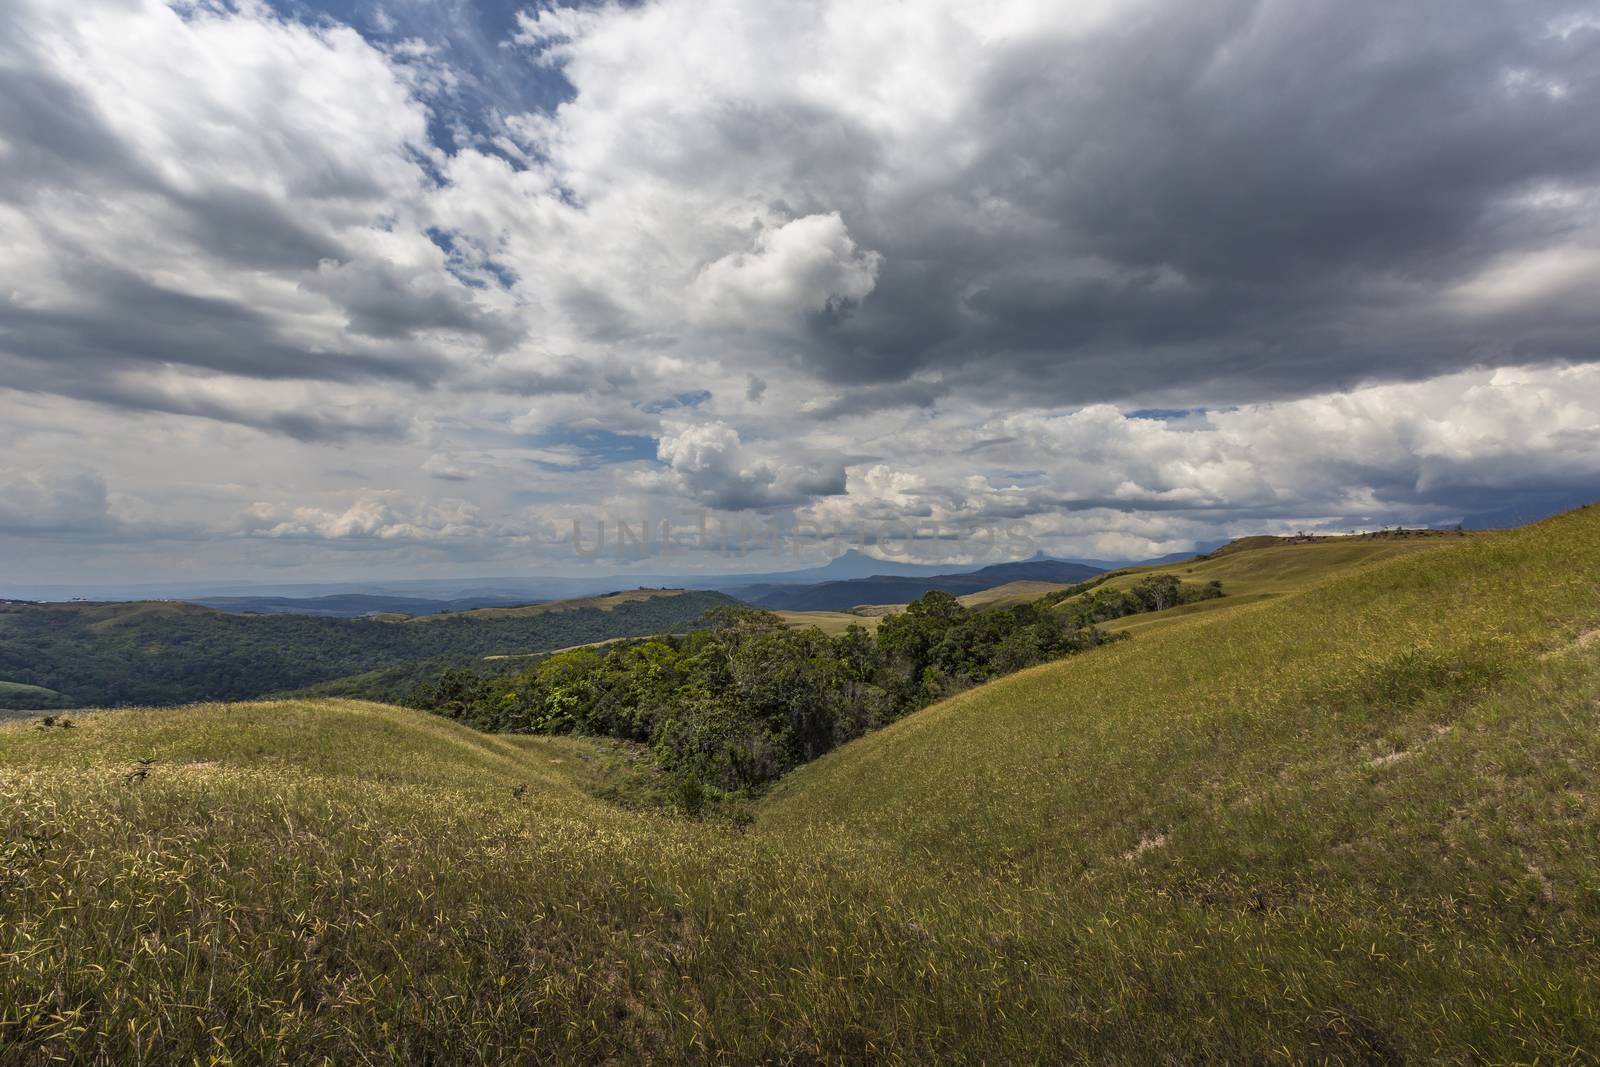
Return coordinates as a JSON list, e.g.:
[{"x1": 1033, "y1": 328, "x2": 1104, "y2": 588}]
[{"x1": 2, "y1": 507, "x2": 1599, "y2": 1062}]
